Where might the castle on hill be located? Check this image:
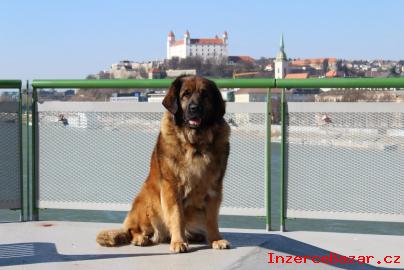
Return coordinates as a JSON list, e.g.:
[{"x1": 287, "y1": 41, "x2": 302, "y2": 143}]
[{"x1": 167, "y1": 30, "x2": 228, "y2": 60}]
